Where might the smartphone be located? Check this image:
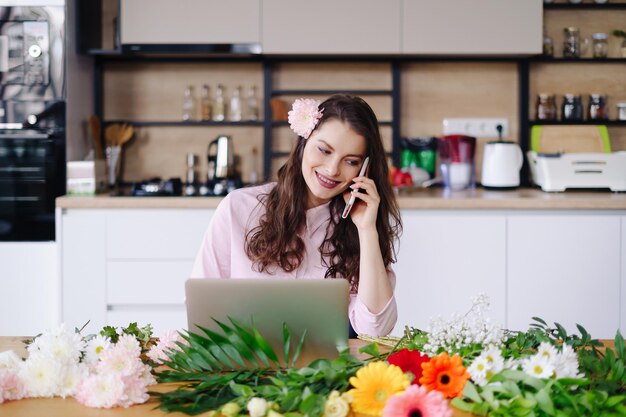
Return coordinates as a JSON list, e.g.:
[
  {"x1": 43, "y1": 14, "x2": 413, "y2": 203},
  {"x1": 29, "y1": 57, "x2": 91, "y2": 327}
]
[{"x1": 341, "y1": 156, "x2": 370, "y2": 219}]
